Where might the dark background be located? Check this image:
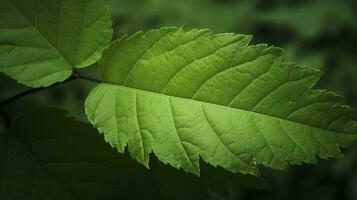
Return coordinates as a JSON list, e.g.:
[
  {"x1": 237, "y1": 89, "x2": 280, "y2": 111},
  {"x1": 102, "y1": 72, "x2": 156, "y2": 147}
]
[{"x1": 1, "y1": 0, "x2": 357, "y2": 199}]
